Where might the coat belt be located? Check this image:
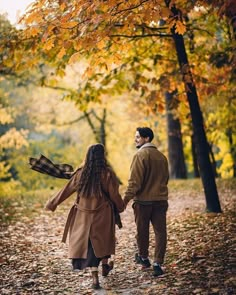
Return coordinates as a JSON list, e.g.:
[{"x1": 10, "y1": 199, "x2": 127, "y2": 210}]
[{"x1": 61, "y1": 202, "x2": 108, "y2": 243}]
